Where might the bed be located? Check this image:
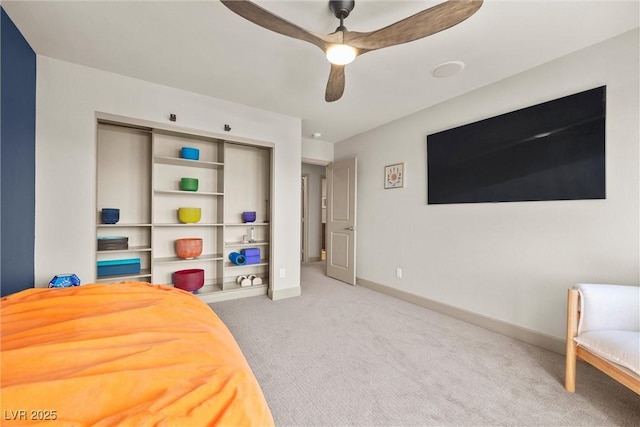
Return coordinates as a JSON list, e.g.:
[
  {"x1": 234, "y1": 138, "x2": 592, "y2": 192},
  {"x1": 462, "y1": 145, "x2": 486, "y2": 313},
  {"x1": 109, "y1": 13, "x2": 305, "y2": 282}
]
[{"x1": 1, "y1": 281, "x2": 274, "y2": 426}]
